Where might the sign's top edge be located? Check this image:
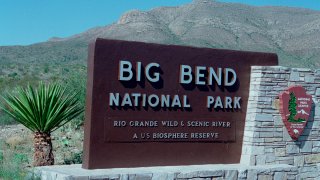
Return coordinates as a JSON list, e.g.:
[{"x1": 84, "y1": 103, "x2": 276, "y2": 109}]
[{"x1": 92, "y1": 38, "x2": 278, "y2": 58}]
